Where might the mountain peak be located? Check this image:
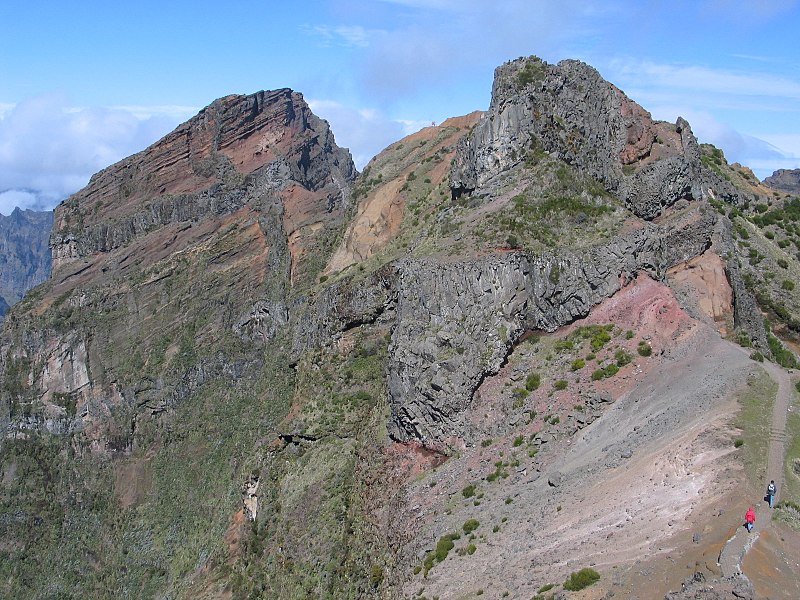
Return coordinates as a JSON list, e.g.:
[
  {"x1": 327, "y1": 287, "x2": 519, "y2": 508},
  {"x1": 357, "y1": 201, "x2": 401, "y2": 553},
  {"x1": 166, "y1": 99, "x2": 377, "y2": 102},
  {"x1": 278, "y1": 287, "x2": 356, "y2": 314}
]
[{"x1": 50, "y1": 88, "x2": 356, "y2": 283}]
